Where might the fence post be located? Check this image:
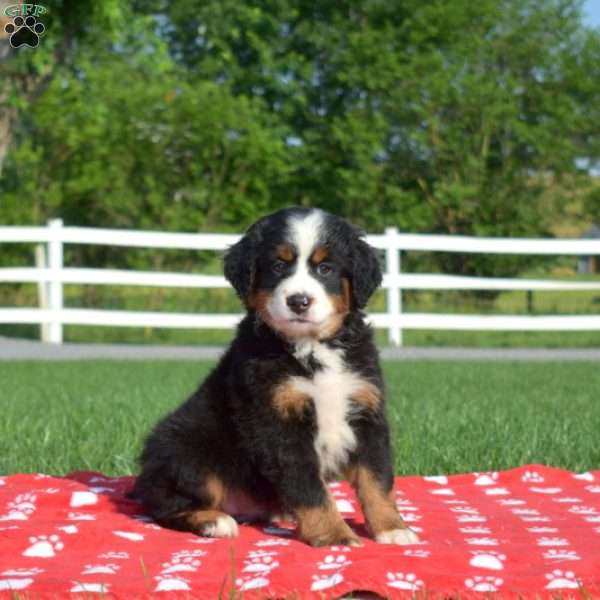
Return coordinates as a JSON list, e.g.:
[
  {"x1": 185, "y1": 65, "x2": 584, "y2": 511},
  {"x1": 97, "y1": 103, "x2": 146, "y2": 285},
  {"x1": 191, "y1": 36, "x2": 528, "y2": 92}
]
[
  {"x1": 34, "y1": 244, "x2": 50, "y2": 342},
  {"x1": 384, "y1": 227, "x2": 402, "y2": 346},
  {"x1": 47, "y1": 219, "x2": 64, "y2": 344}
]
